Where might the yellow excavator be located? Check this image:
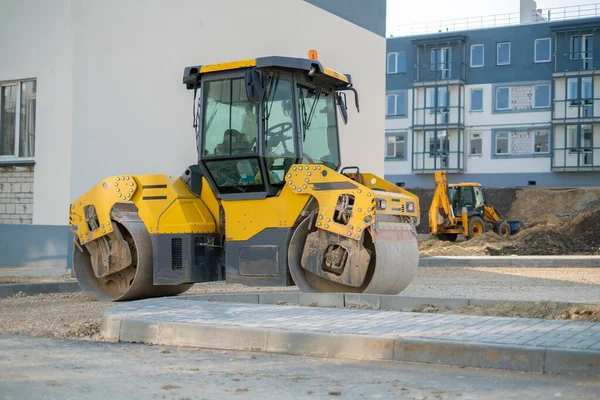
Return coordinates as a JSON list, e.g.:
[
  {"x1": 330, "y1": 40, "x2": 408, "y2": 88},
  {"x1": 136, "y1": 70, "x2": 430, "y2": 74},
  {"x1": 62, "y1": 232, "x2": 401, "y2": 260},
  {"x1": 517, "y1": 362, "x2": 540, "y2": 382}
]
[
  {"x1": 428, "y1": 170, "x2": 520, "y2": 241},
  {"x1": 68, "y1": 51, "x2": 421, "y2": 301}
]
